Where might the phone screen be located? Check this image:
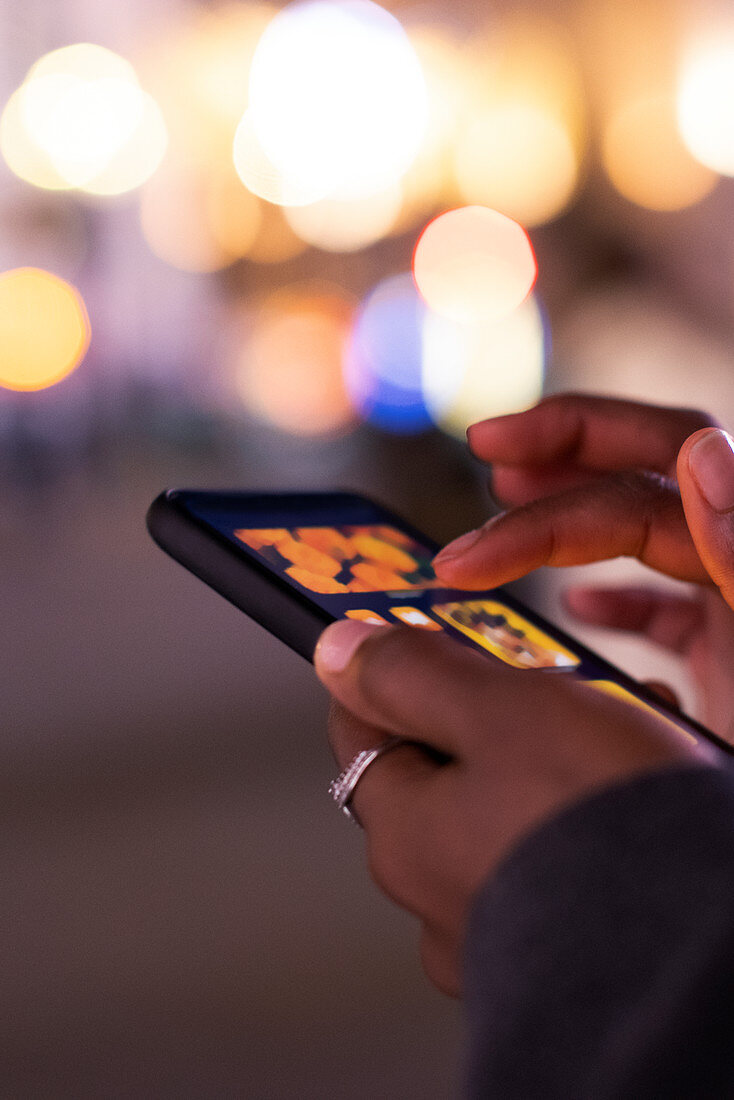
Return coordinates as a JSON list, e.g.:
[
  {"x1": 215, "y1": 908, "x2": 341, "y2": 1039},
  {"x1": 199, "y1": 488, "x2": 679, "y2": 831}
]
[{"x1": 176, "y1": 491, "x2": 719, "y2": 750}]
